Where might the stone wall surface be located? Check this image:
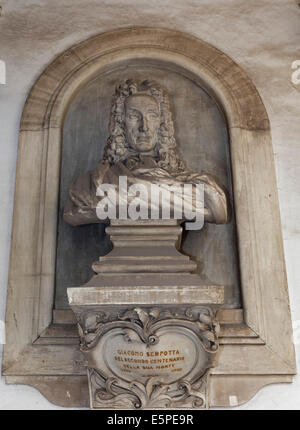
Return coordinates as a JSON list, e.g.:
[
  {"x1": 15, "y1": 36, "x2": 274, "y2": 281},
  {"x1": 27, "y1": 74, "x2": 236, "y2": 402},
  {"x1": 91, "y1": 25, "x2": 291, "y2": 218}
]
[{"x1": 0, "y1": 0, "x2": 299, "y2": 409}]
